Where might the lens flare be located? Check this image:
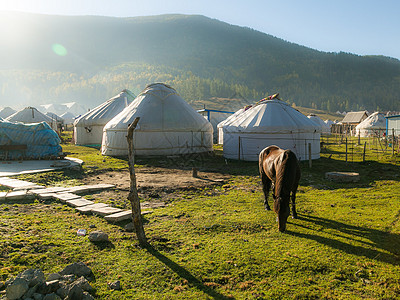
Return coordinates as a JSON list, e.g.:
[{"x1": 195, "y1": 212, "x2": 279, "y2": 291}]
[{"x1": 52, "y1": 44, "x2": 67, "y2": 56}]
